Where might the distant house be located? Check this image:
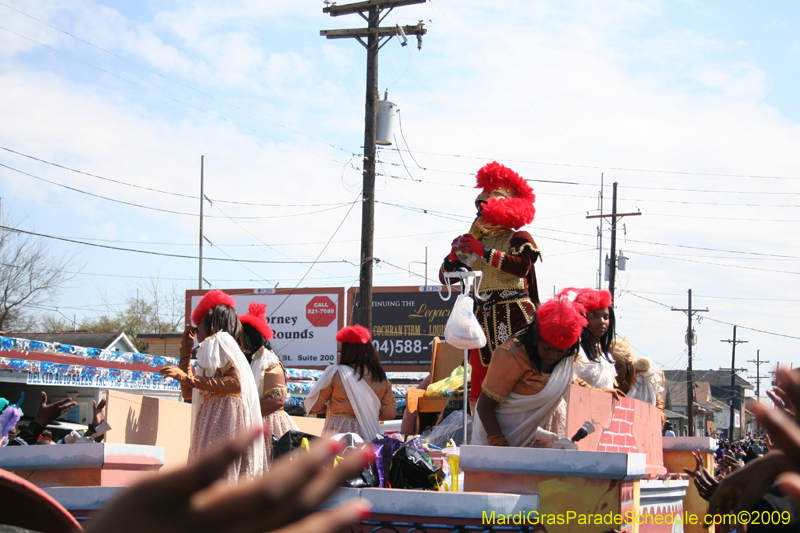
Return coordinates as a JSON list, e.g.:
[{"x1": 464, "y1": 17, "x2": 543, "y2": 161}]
[
  {"x1": 138, "y1": 332, "x2": 183, "y2": 358},
  {"x1": 7, "y1": 331, "x2": 138, "y2": 354},
  {"x1": 0, "y1": 330, "x2": 178, "y2": 428},
  {"x1": 665, "y1": 370, "x2": 753, "y2": 439}
]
